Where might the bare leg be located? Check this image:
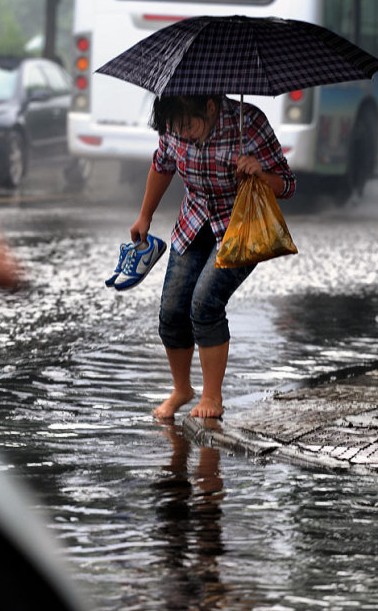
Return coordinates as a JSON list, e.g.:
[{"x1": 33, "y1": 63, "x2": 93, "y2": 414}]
[
  {"x1": 190, "y1": 342, "x2": 228, "y2": 418},
  {"x1": 153, "y1": 346, "x2": 195, "y2": 419}
]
